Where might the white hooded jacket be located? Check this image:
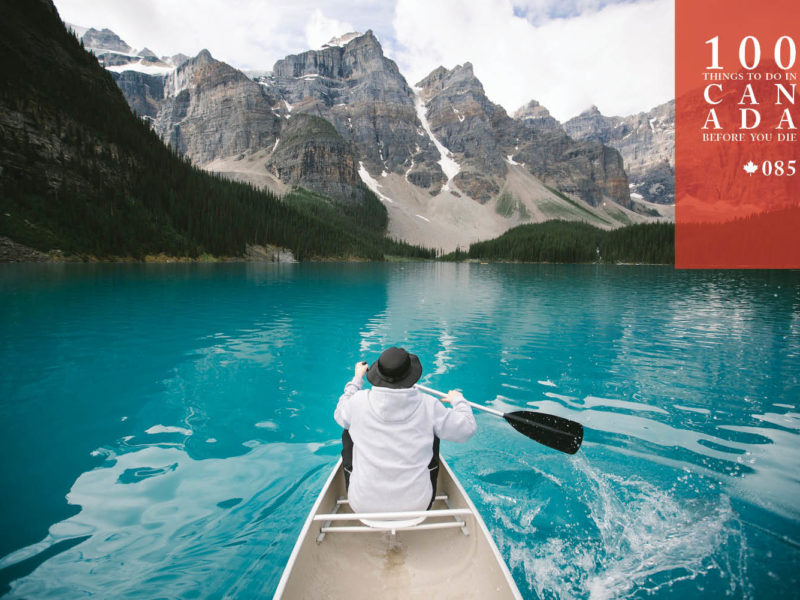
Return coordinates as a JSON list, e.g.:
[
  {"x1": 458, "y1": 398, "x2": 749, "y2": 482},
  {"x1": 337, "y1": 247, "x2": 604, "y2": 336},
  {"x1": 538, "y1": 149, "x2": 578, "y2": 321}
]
[{"x1": 334, "y1": 376, "x2": 477, "y2": 513}]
